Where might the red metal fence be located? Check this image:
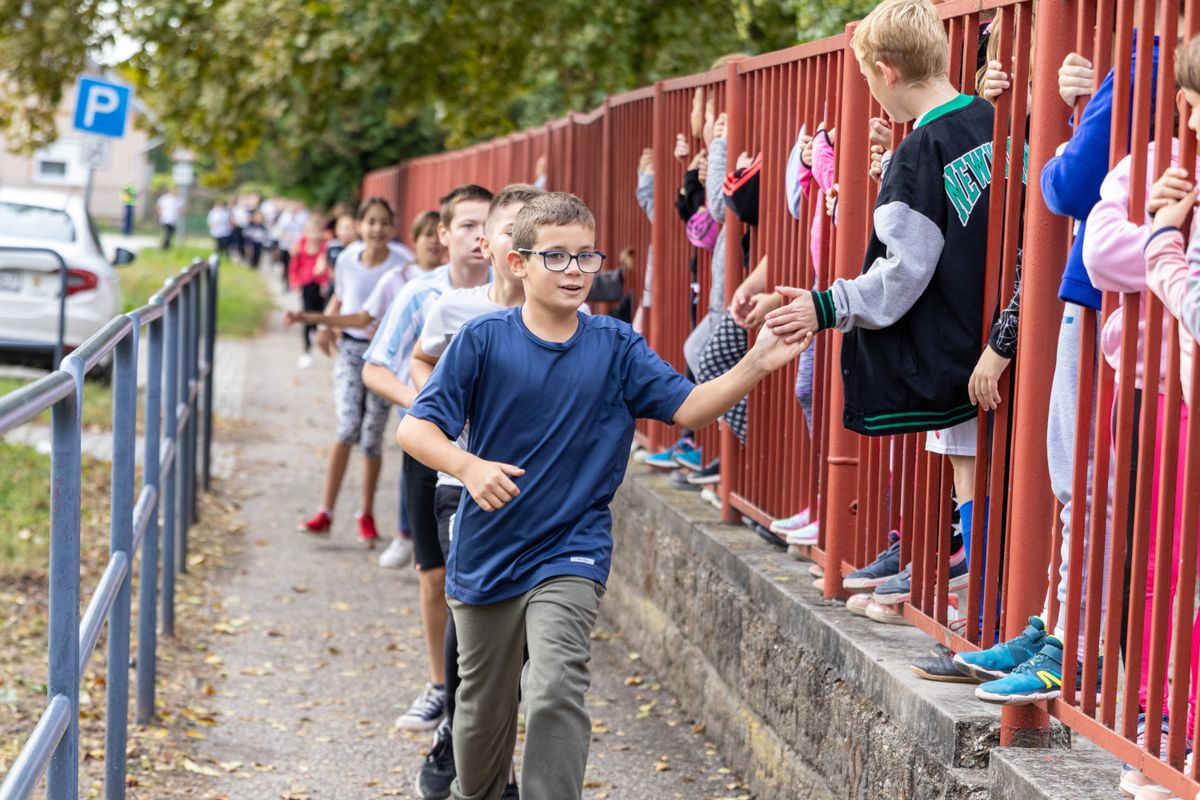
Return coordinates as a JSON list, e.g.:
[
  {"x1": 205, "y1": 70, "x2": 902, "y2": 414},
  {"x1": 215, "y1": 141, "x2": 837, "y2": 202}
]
[{"x1": 365, "y1": 0, "x2": 1200, "y2": 793}]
